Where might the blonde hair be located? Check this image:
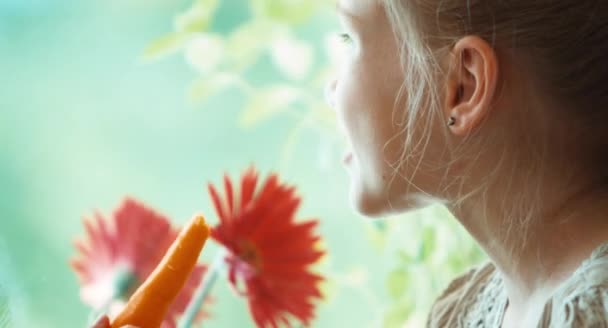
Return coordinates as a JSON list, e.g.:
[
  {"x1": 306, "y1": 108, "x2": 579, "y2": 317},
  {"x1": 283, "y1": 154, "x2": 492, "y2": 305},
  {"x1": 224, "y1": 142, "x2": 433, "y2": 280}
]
[{"x1": 382, "y1": 0, "x2": 608, "y2": 256}]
